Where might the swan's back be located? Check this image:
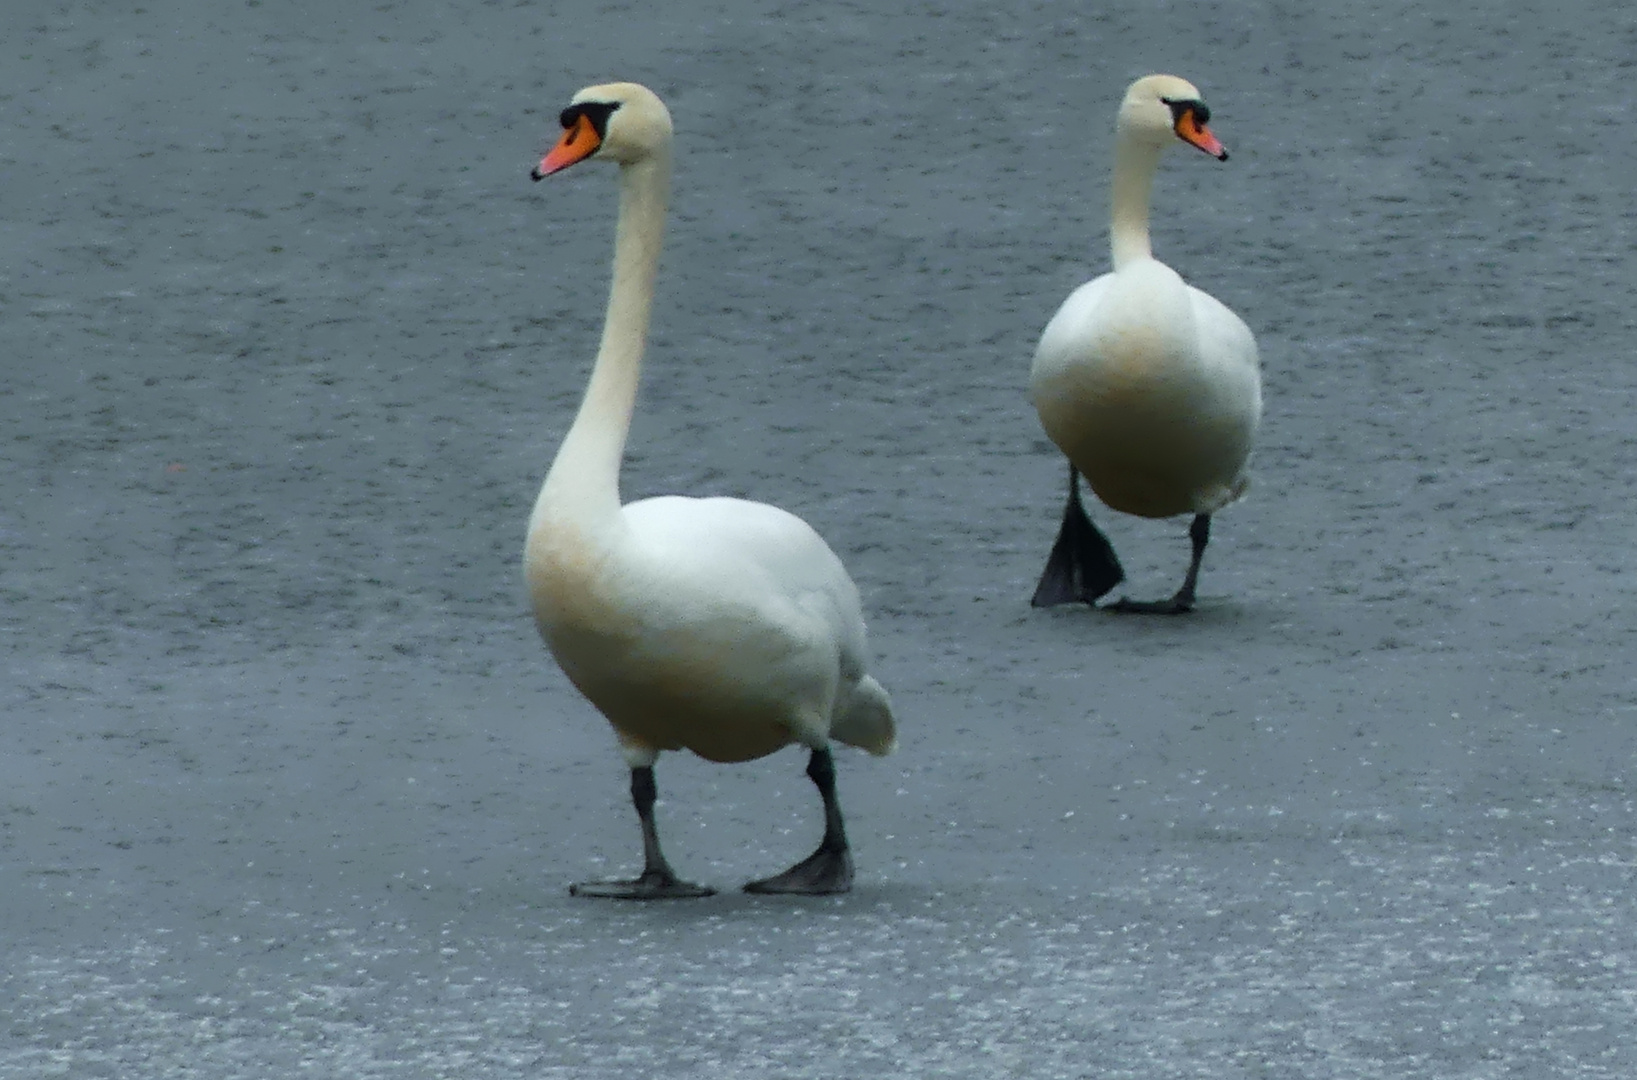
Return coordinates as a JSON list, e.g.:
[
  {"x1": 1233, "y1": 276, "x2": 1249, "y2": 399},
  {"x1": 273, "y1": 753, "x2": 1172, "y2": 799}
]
[{"x1": 623, "y1": 495, "x2": 867, "y2": 650}]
